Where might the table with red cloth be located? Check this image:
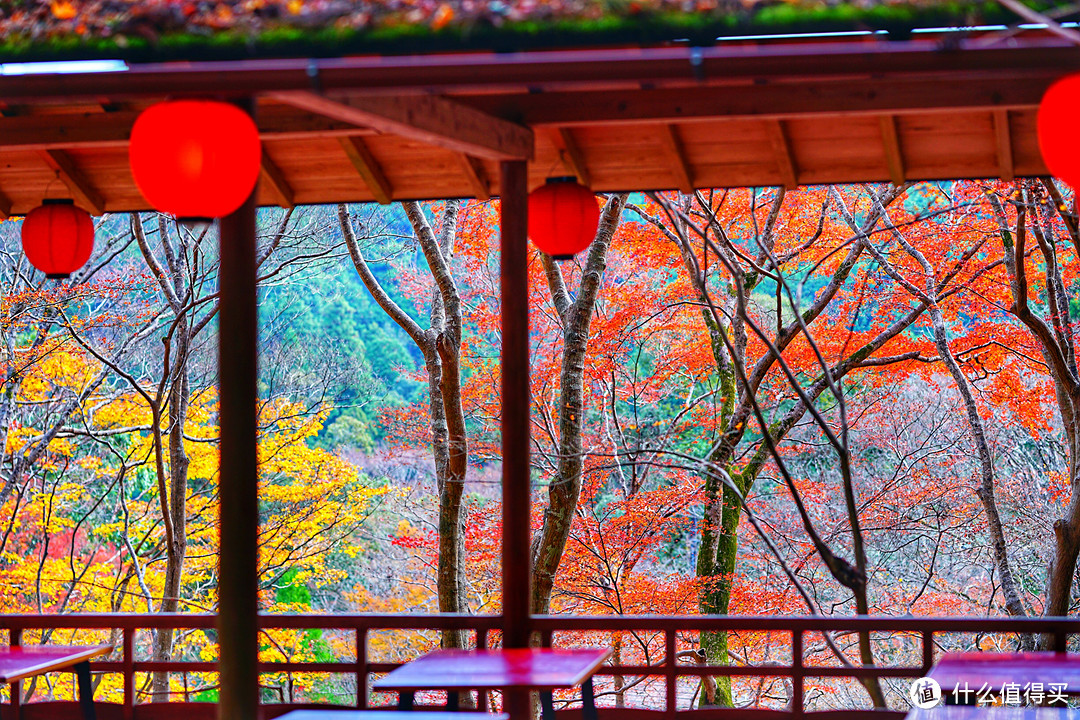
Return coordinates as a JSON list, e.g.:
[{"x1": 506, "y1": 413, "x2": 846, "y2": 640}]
[
  {"x1": 372, "y1": 648, "x2": 612, "y2": 720},
  {"x1": 928, "y1": 651, "x2": 1080, "y2": 705},
  {"x1": 0, "y1": 644, "x2": 111, "y2": 720}
]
